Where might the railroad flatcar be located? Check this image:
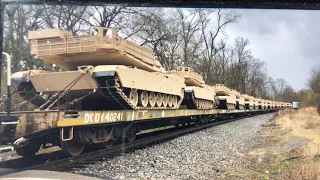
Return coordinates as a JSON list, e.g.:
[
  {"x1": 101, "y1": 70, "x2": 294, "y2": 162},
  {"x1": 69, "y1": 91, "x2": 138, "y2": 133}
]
[{"x1": 0, "y1": 27, "x2": 293, "y2": 157}]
